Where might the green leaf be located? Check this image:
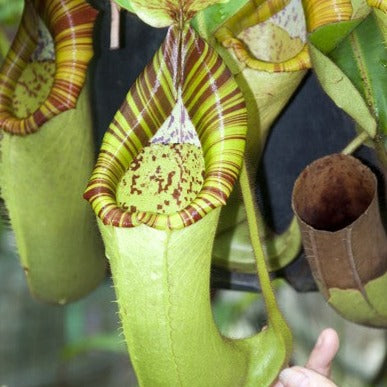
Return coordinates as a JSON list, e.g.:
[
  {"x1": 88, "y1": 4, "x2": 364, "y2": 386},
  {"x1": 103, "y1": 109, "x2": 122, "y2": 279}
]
[
  {"x1": 113, "y1": 0, "x2": 134, "y2": 12},
  {"x1": 309, "y1": 11, "x2": 386, "y2": 146},
  {"x1": 329, "y1": 11, "x2": 387, "y2": 138},
  {"x1": 0, "y1": 27, "x2": 10, "y2": 59},
  {"x1": 0, "y1": 0, "x2": 23, "y2": 25},
  {"x1": 309, "y1": 42, "x2": 377, "y2": 138},
  {"x1": 192, "y1": 0, "x2": 249, "y2": 37},
  {"x1": 309, "y1": 19, "x2": 362, "y2": 53},
  {"x1": 328, "y1": 272, "x2": 387, "y2": 328}
]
